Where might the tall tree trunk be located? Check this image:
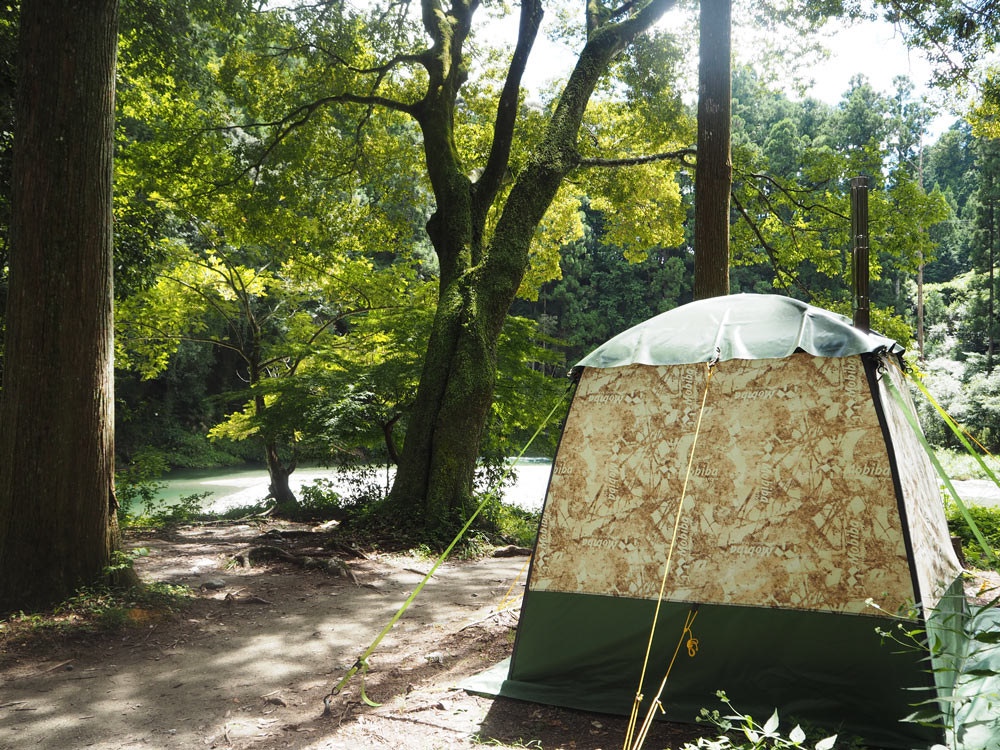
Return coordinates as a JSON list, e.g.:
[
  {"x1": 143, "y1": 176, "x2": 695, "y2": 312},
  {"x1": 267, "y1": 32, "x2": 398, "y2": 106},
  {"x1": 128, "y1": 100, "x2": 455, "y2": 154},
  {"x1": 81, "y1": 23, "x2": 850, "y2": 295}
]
[
  {"x1": 693, "y1": 0, "x2": 732, "y2": 300},
  {"x1": 990, "y1": 195, "x2": 995, "y2": 373},
  {"x1": 917, "y1": 144, "x2": 925, "y2": 361},
  {"x1": 917, "y1": 256, "x2": 925, "y2": 359},
  {"x1": 0, "y1": 0, "x2": 121, "y2": 612}
]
